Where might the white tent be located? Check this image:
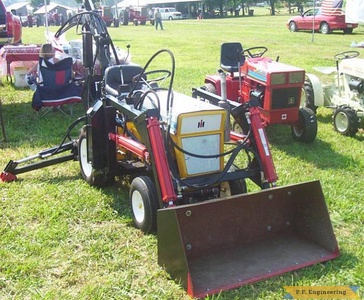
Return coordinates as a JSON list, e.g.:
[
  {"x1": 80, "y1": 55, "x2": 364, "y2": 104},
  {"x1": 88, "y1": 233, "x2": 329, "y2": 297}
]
[
  {"x1": 113, "y1": 0, "x2": 200, "y2": 8},
  {"x1": 113, "y1": 0, "x2": 148, "y2": 8},
  {"x1": 345, "y1": 0, "x2": 364, "y2": 24}
]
